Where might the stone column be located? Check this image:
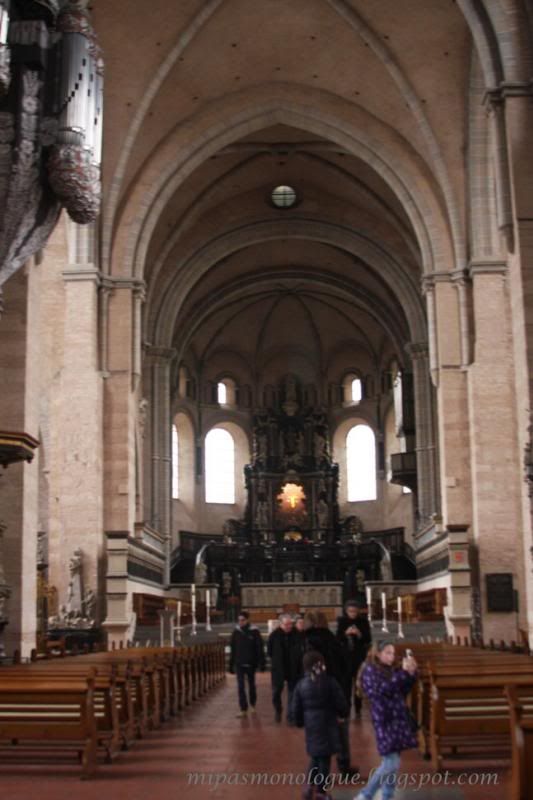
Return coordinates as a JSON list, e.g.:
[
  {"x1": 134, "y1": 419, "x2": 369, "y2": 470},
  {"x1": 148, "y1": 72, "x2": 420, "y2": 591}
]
[
  {"x1": 428, "y1": 274, "x2": 472, "y2": 528},
  {"x1": 48, "y1": 261, "x2": 104, "y2": 618},
  {"x1": 145, "y1": 346, "x2": 176, "y2": 586},
  {"x1": 421, "y1": 272, "x2": 473, "y2": 640},
  {"x1": 0, "y1": 264, "x2": 40, "y2": 657},
  {"x1": 405, "y1": 342, "x2": 439, "y2": 524},
  {"x1": 102, "y1": 279, "x2": 139, "y2": 643},
  {"x1": 500, "y1": 85, "x2": 533, "y2": 647},
  {"x1": 467, "y1": 260, "x2": 525, "y2": 642}
]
